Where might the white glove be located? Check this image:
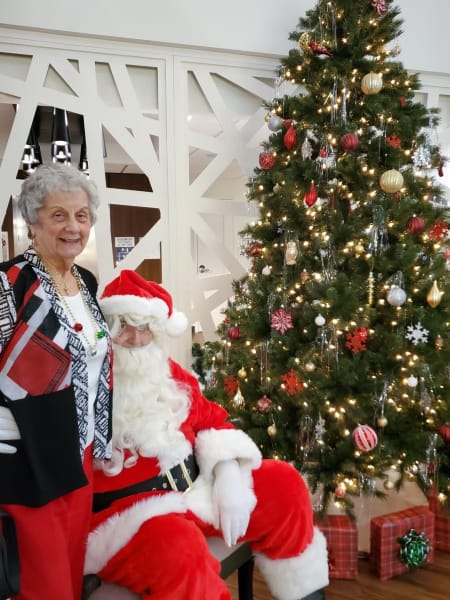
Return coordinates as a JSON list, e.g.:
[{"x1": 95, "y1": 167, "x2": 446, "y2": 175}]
[
  {"x1": 0, "y1": 406, "x2": 20, "y2": 454},
  {"x1": 212, "y1": 459, "x2": 251, "y2": 547}
]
